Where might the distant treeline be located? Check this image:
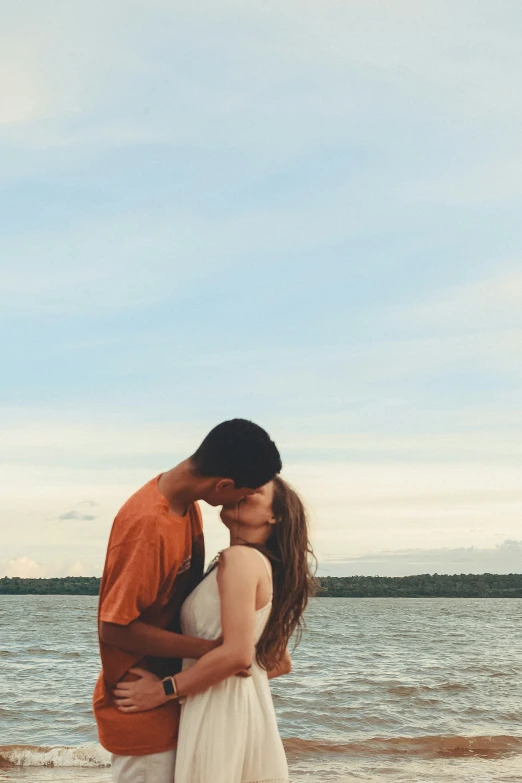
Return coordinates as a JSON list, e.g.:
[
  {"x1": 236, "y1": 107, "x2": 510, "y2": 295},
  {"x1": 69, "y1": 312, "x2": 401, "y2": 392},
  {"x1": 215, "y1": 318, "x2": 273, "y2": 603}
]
[
  {"x1": 318, "y1": 573, "x2": 522, "y2": 598},
  {"x1": 1, "y1": 573, "x2": 522, "y2": 597},
  {"x1": 0, "y1": 577, "x2": 100, "y2": 595}
]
